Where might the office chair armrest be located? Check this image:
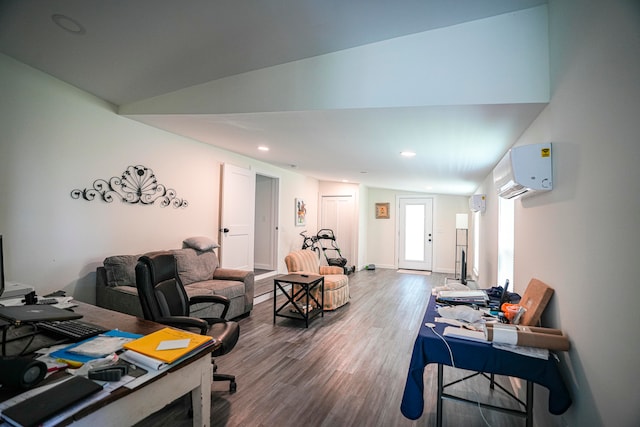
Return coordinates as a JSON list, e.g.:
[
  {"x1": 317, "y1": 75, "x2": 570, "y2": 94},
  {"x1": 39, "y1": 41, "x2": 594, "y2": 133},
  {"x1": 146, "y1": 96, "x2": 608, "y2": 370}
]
[
  {"x1": 189, "y1": 295, "x2": 231, "y2": 319},
  {"x1": 157, "y1": 315, "x2": 209, "y2": 335}
]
